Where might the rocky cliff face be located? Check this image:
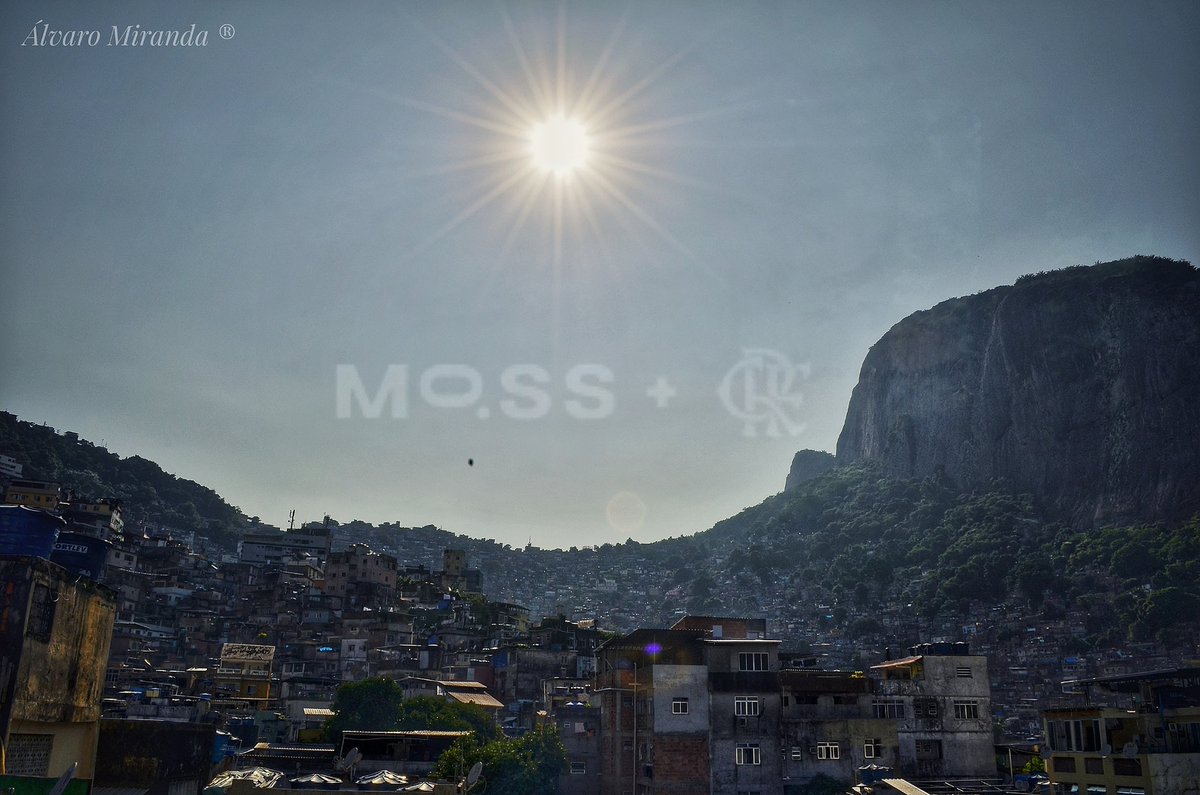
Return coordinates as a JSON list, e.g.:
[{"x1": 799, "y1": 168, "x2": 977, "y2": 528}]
[
  {"x1": 784, "y1": 449, "x2": 837, "y2": 491},
  {"x1": 836, "y1": 256, "x2": 1200, "y2": 527}
]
